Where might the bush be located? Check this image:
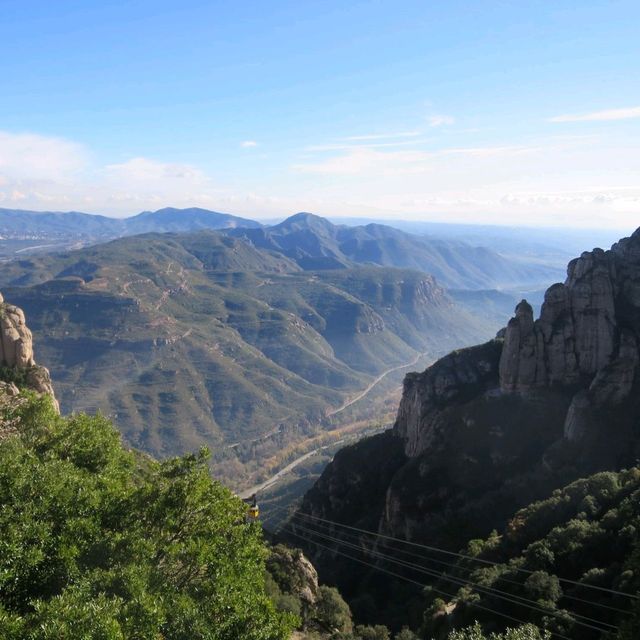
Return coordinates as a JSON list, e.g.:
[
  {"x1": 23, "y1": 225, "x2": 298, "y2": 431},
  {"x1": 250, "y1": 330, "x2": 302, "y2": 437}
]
[
  {"x1": 447, "y1": 622, "x2": 551, "y2": 639},
  {"x1": 0, "y1": 393, "x2": 296, "y2": 639},
  {"x1": 315, "y1": 586, "x2": 353, "y2": 634}
]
